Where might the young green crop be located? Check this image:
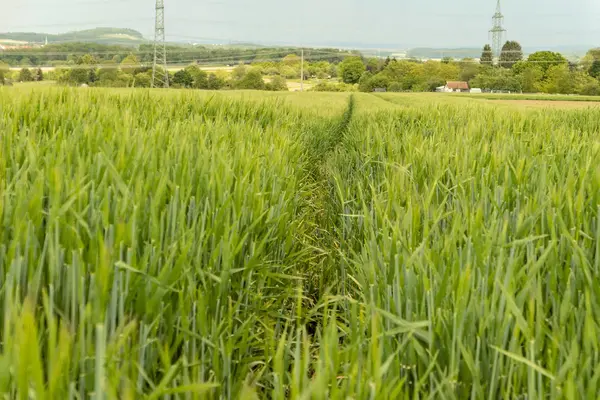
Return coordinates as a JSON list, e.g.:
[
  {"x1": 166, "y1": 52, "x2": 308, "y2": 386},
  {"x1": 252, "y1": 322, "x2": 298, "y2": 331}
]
[
  {"x1": 0, "y1": 87, "x2": 599, "y2": 399},
  {"x1": 0, "y1": 88, "x2": 319, "y2": 399},
  {"x1": 327, "y1": 102, "x2": 600, "y2": 398}
]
